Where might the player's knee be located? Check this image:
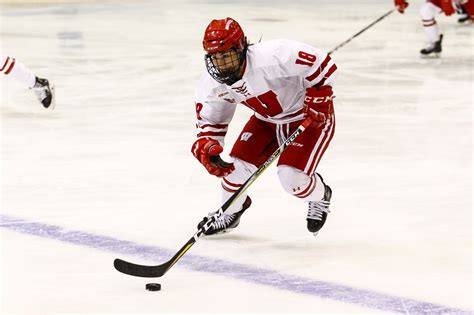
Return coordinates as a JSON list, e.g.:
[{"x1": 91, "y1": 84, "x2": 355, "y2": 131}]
[
  {"x1": 223, "y1": 158, "x2": 257, "y2": 186},
  {"x1": 420, "y1": 3, "x2": 435, "y2": 19},
  {"x1": 277, "y1": 165, "x2": 312, "y2": 197}
]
